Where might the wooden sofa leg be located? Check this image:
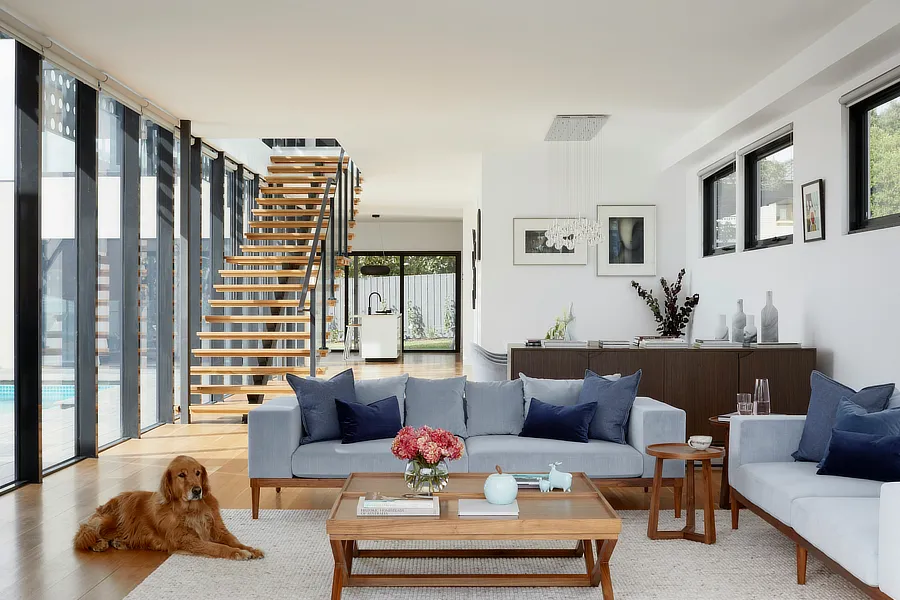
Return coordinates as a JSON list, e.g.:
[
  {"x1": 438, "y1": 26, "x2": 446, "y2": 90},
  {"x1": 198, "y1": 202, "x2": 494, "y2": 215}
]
[
  {"x1": 275, "y1": 487, "x2": 281, "y2": 493},
  {"x1": 673, "y1": 480, "x2": 682, "y2": 518},
  {"x1": 730, "y1": 488, "x2": 740, "y2": 530},
  {"x1": 251, "y1": 480, "x2": 261, "y2": 520},
  {"x1": 796, "y1": 544, "x2": 807, "y2": 585}
]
